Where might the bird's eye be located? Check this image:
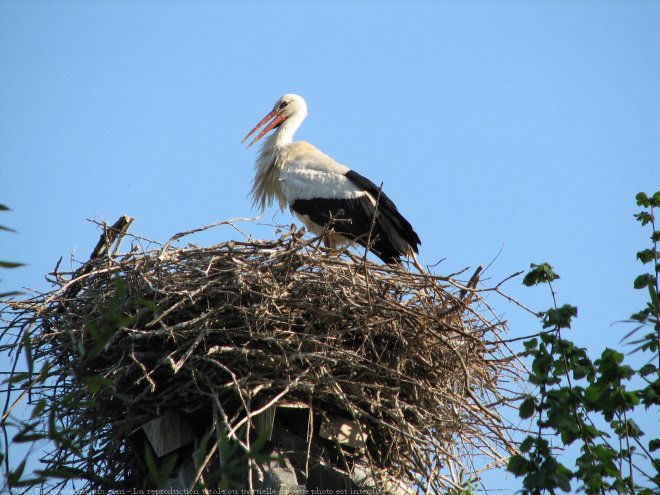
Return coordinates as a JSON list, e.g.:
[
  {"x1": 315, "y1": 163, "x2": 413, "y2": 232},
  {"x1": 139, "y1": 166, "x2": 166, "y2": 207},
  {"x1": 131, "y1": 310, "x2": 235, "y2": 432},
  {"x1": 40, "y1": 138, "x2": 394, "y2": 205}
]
[{"x1": 280, "y1": 101, "x2": 289, "y2": 109}]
